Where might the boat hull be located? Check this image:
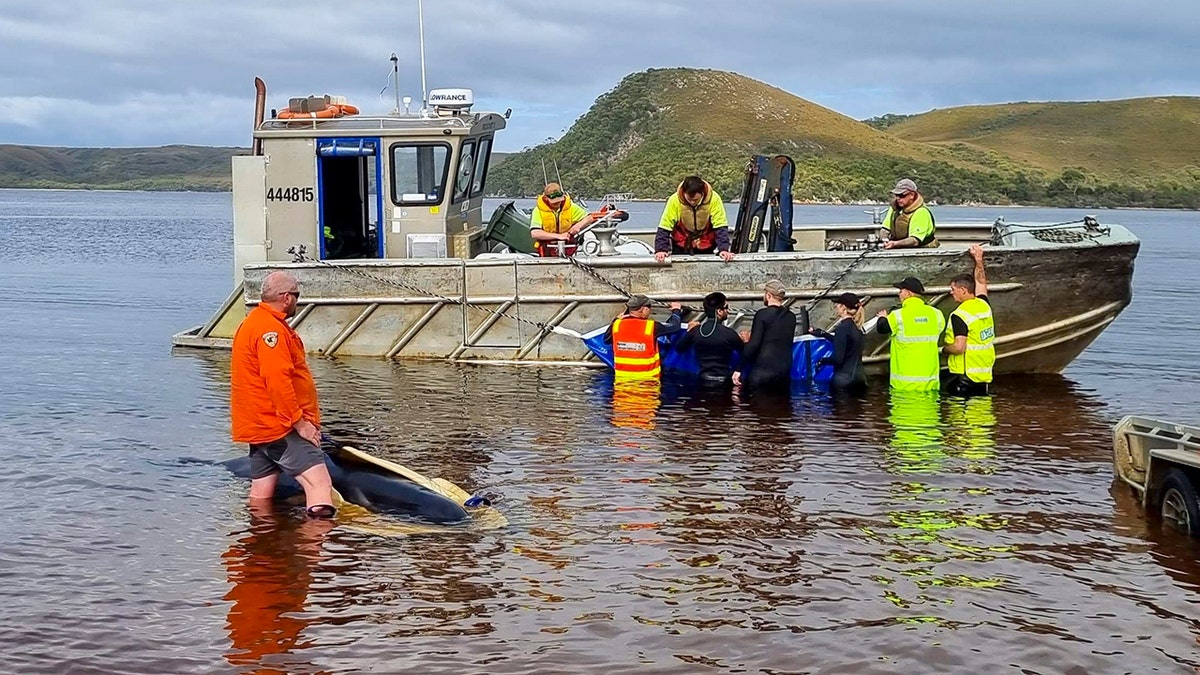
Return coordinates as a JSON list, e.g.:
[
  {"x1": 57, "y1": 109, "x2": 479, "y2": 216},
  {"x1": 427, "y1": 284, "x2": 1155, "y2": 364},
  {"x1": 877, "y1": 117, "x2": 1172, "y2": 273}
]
[{"x1": 174, "y1": 223, "x2": 1139, "y2": 376}]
